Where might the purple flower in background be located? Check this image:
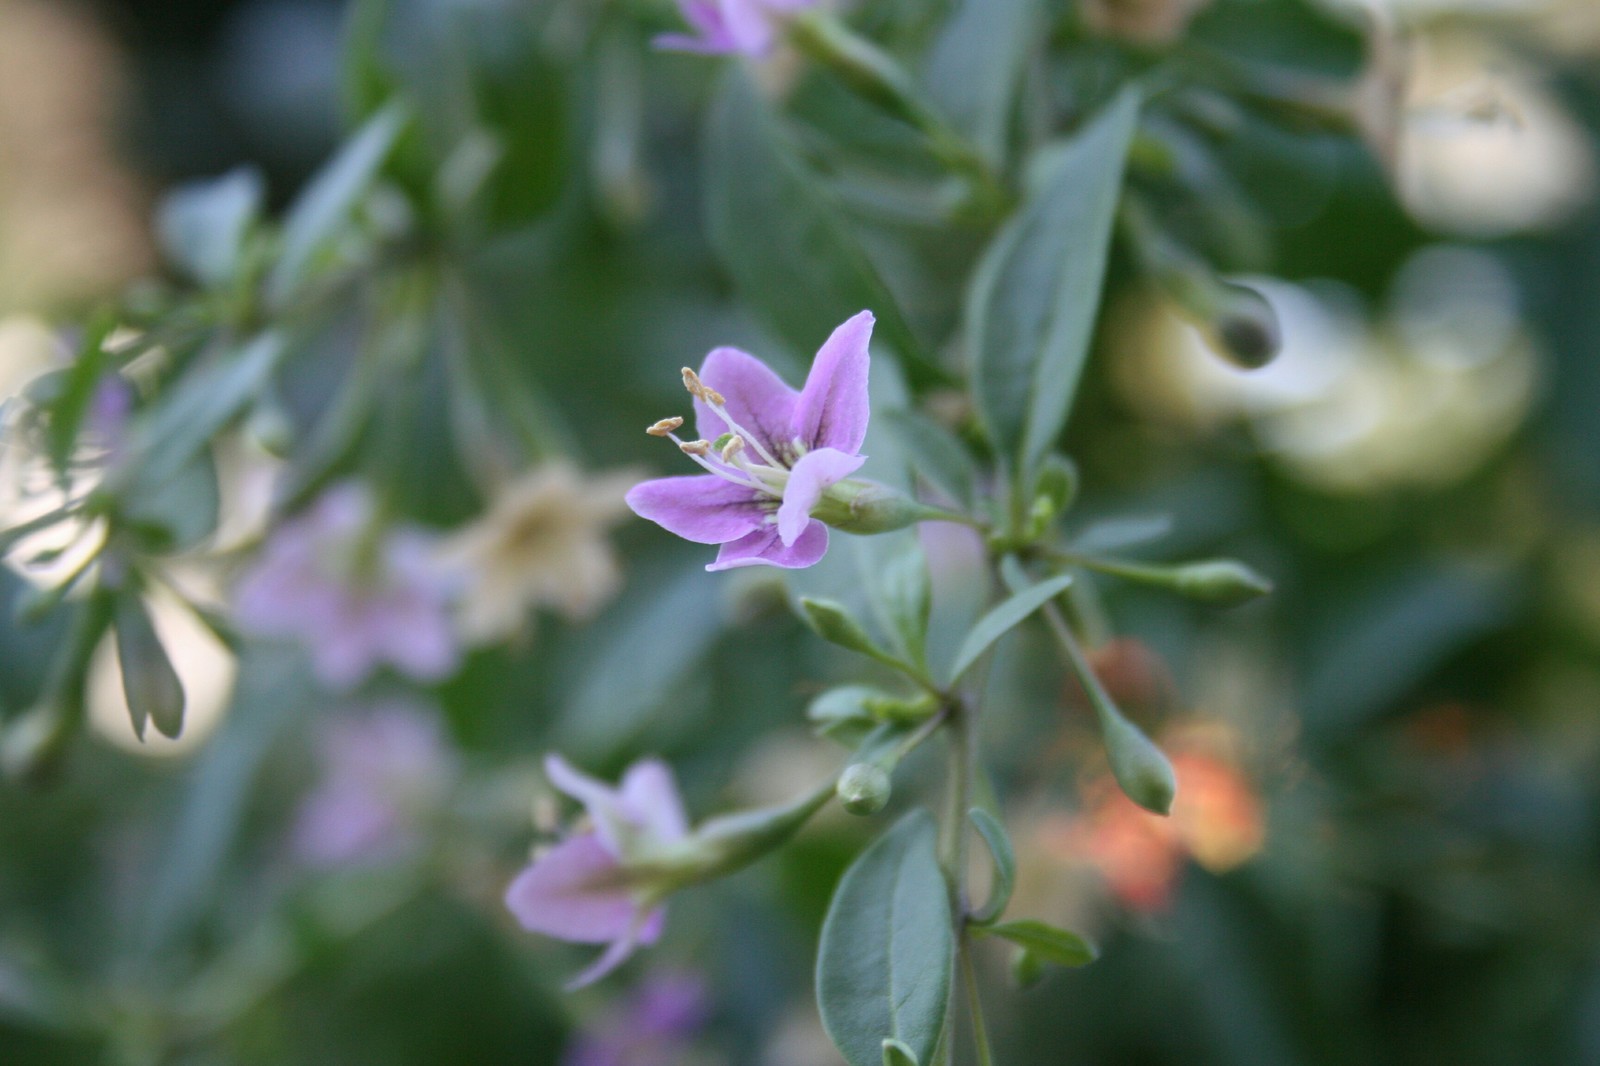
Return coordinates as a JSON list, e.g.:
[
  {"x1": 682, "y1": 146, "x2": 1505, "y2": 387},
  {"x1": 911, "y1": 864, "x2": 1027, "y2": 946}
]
[
  {"x1": 655, "y1": 0, "x2": 814, "y2": 57},
  {"x1": 626, "y1": 310, "x2": 874, "y2": 572},
  {"x1": 505, "y1": 756, "x2": 690, "y2": 990},
  {"x1": 234, "y1": 483, "x2": 460, "y2": 690},
  {"x1": 290, "y1": 702, "x2": 457, "y2": 868},
  {"x1": 562, "y1": 969, "x2": 711, "y2": 1066}
]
